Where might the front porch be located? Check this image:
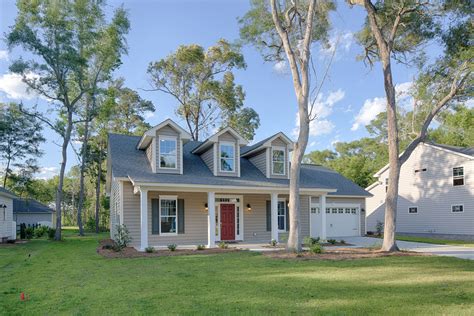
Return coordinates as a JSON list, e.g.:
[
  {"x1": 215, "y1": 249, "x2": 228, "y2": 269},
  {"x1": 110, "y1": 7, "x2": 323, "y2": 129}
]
[{"x1": 126, "y1": 183, "x2": 331, "y2": 251}]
